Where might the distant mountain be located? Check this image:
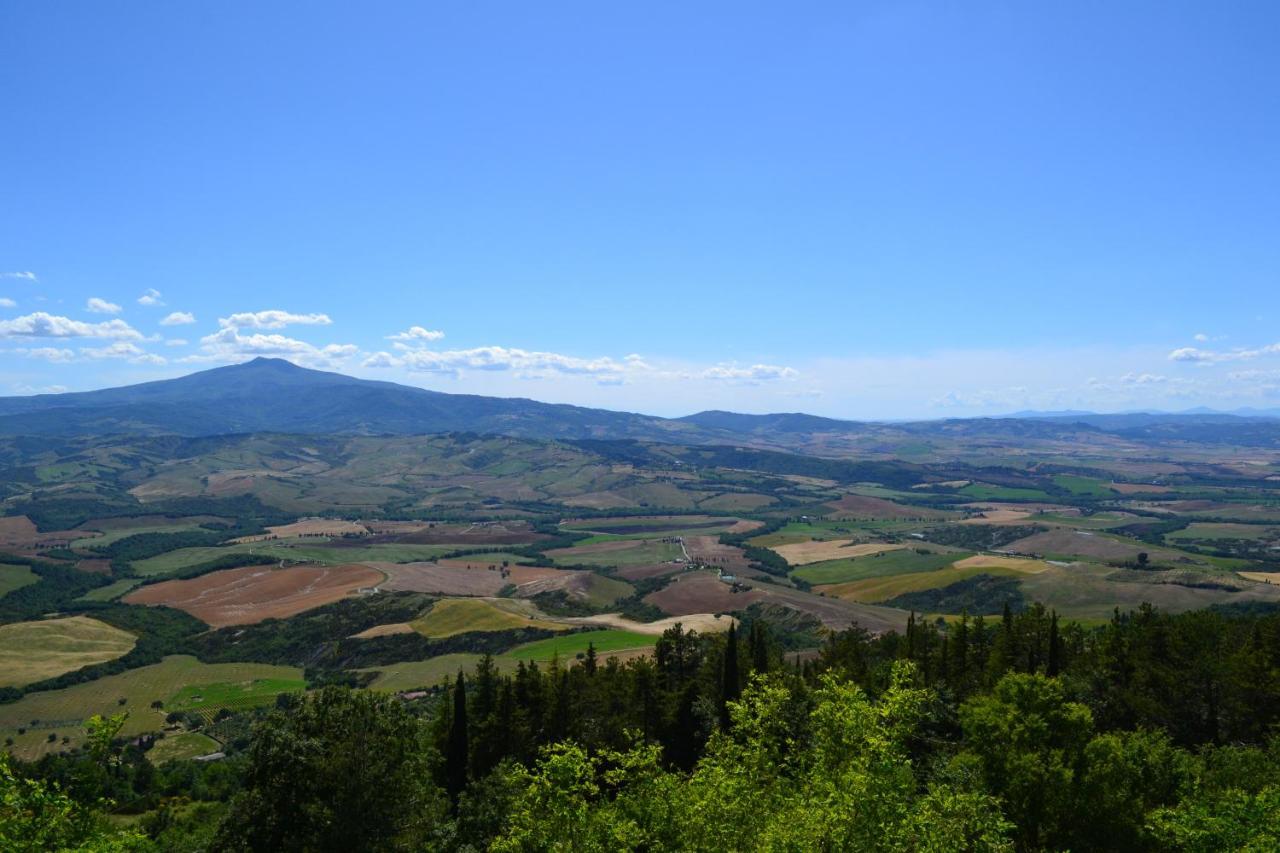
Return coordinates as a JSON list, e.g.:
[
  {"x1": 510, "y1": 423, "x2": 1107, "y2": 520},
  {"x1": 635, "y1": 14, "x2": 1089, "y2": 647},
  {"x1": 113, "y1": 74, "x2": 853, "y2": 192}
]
[
  {"x1": 677, "y1": 410, "x2": 866, "y2": 435},
  {"x1": 1, "y1": 358, "x2": 1278, "y2": 448},
  {"x1": 0, "y1": 358, "x2": 702, "y2": 441}
]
